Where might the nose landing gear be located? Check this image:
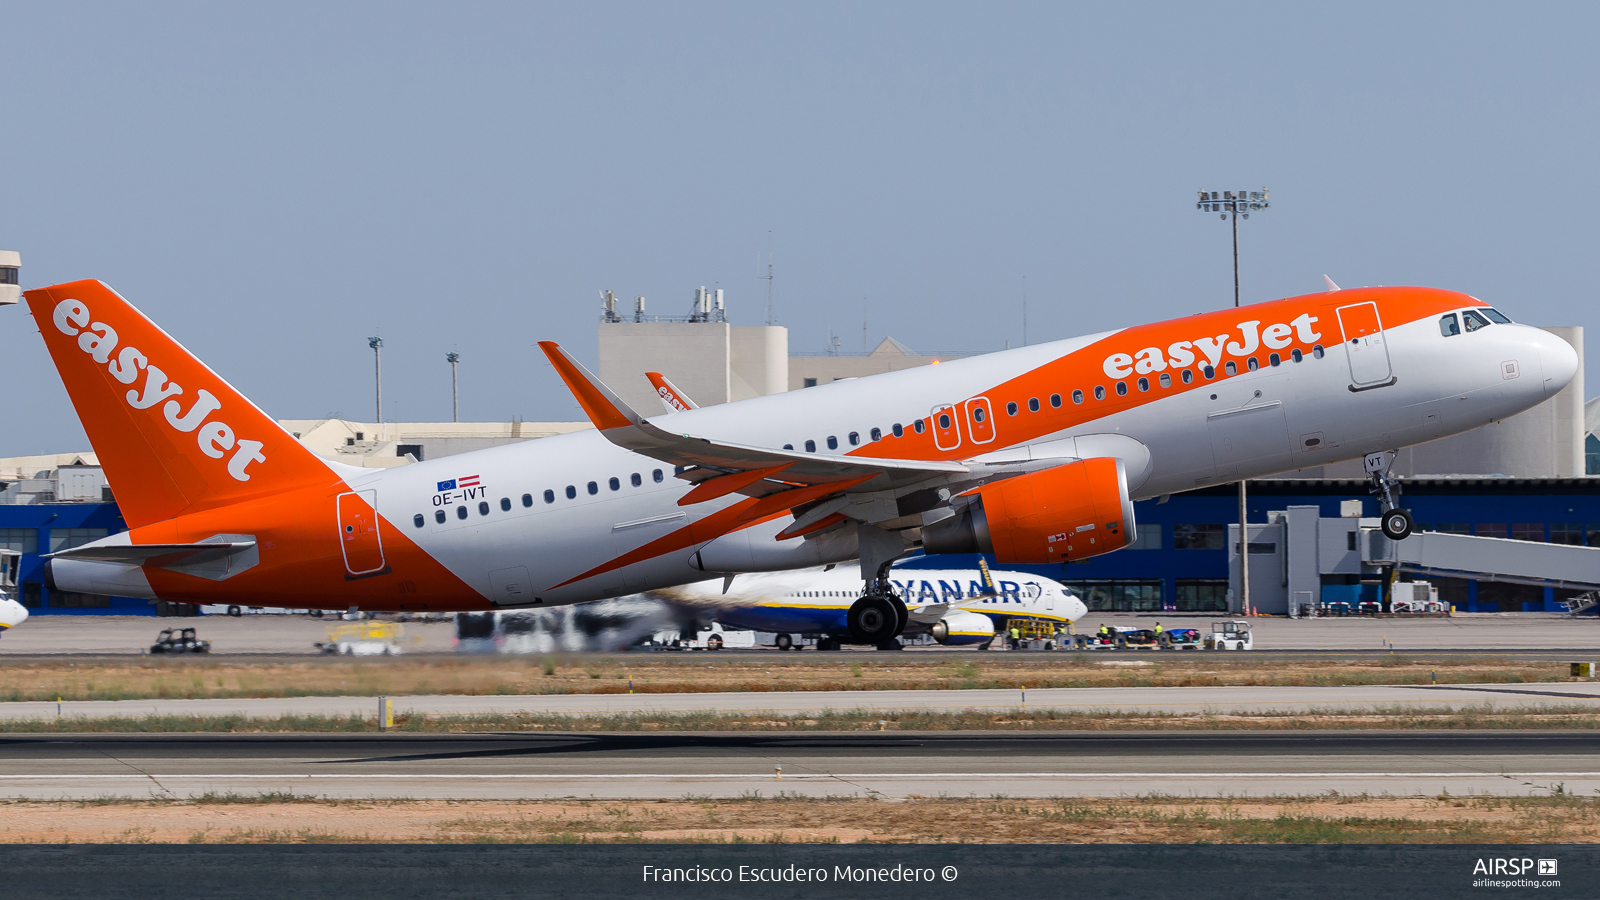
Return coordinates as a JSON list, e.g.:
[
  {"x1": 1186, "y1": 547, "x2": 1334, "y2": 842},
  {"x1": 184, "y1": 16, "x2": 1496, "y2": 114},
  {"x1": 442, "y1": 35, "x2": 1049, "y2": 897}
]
[{"x1": 1365, "y1": 451, "x2": 1414, "y2": 540}]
